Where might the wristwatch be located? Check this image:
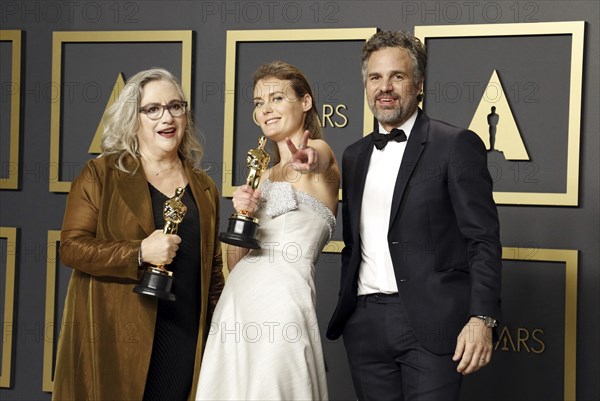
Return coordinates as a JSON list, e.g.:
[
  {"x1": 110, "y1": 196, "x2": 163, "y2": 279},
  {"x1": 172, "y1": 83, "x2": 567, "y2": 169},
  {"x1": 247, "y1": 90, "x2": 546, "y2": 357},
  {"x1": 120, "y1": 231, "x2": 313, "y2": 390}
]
[{"x1": 474, "y1": 315, "x2": 498, "y2": 328}]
